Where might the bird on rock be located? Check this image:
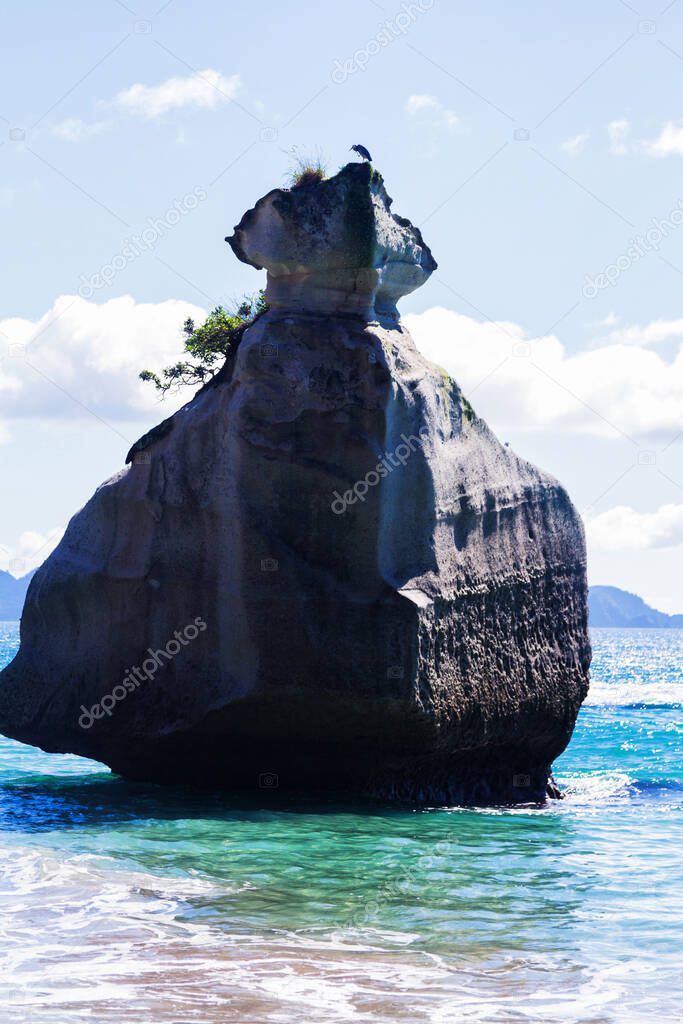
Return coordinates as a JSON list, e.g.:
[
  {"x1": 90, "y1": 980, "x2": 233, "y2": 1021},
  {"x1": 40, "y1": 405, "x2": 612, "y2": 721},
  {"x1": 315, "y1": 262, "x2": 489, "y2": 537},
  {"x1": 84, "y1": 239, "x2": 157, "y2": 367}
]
[{"x1": 350, "y1": 144, "x2": 372, "y2": 162}]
